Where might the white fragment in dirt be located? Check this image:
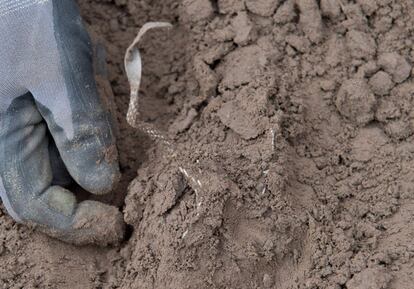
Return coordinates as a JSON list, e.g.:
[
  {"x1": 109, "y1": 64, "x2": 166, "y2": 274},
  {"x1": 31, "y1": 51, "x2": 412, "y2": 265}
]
[
  {"x1": 263, "y1": 170, "x2": 269, "y2": 175},
  {"x1": 182, "y1": 229, "x2": 188, "y2": 239},
  {"x1": 196, "y1": 200, "x2": 202, "y2": 215},
  {"x1": 180, "y1": 165, "x2": 204, "y2": 194},
  {"x1": 194, "y1": 190, "x2": 202, "y2": 211},
  {"x1": 271, "y1": 129, "x2": 275, "y2": 150},
  {"x1": 261, "y1": 187, "x2": 266, "y2": 195}
]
